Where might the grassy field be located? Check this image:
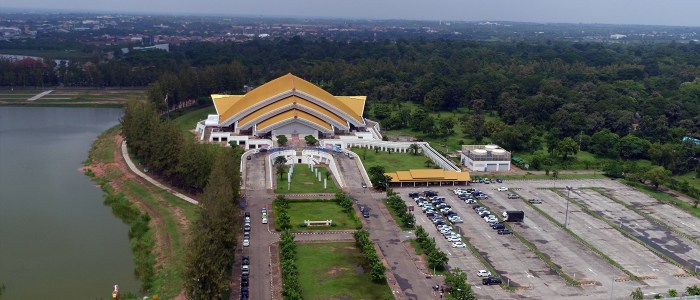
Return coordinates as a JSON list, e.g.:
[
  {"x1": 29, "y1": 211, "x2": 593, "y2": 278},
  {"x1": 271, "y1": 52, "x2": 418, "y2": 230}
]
[
  {"x1": 173, "y1": 105, "x2": 215, "y2": 135},
  {"x1": 296, "y1": 242, "x2": 393, "y2": 299},
  {"x1": 275, "y1": 165, "x2": 341, "y2": 194},
  {"x1": 0, "y1": 88, "x2": 145, "y2": 106},
  {"x1": 352, "y1": 147, "x2": 434, "y2": 173},
  {"x1": 285, "y1": 200, "x2": 361, "y2": 230},
  {"x1": 86, "y1": 127, "x2": 198, "y2": 298}
]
